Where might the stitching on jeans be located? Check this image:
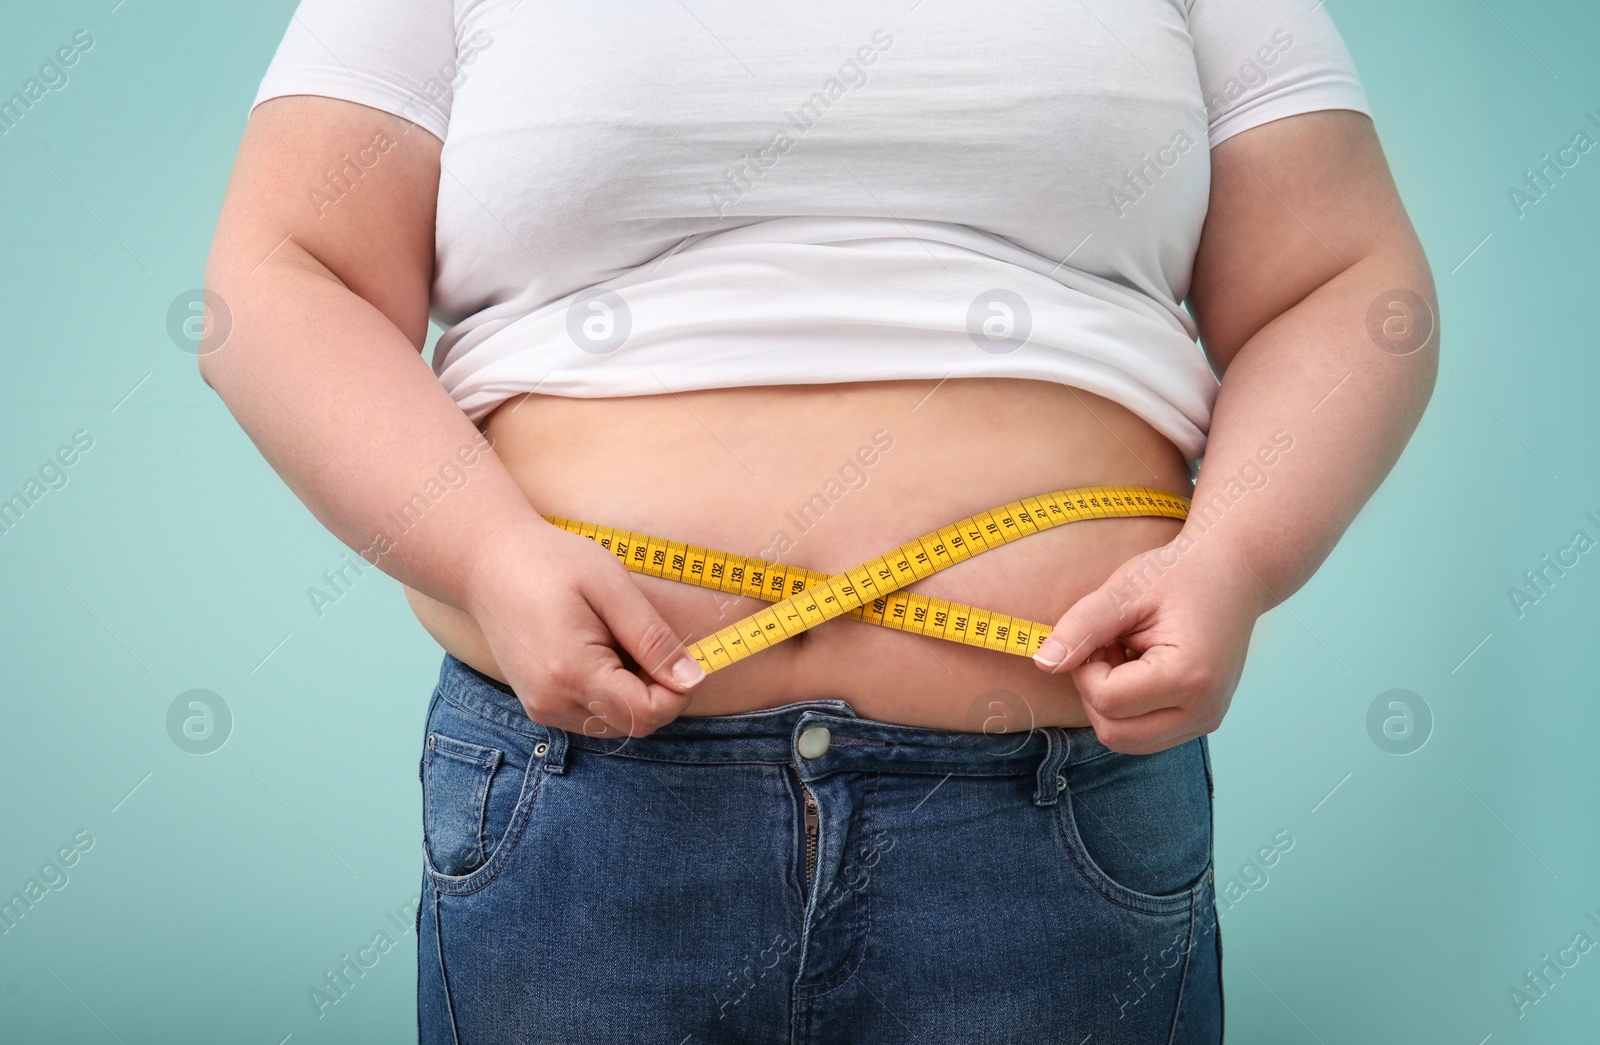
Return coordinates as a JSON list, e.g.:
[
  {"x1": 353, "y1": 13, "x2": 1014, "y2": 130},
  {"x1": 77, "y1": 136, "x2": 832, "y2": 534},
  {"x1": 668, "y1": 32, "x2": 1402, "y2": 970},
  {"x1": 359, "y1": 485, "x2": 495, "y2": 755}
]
[
  {"x1": 1163, "y1": 894, "x2": 1198, "y2": 1045},
  {"x1": 565, "y1": 749, "x2": 802, "y2": 768},
  {"x1": 1053, "y1": 742, "x2": 1208, "y2": 914},
  {"x1": 563, "y1": 733, "x2": 1041, "y2": 771},
  {"x1": 1206, "y1": 872, "x2": 1224, "y2": 1039},
  {"x1": 424, "y1": 737, "x2": 500, "y2": 874},
  {"x1": 560, "y1": 740, "x2": 1037, "y2": 776},
  {"x1": 1075, "y1": 744, "x2": 1206, "y2": 899},
  {"x1": 800, "y1": 773, "x2": 880, "y2": 1002},
  {"x1": 1201, "y1": 734, "x2": 1223, "y2": 1037},
  {"x1": 431, "y1": 885, "x2": 462, "y2": 1045},
  {"x1": 426, "y1": 761, "x2": 545, "y2": 897},
  {"x1": 436, "y1": 686, "x2": 545, "y2": 740},
  {"x1": 1050, "y1": 791, "x2": 1194, "y2": 916}
]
